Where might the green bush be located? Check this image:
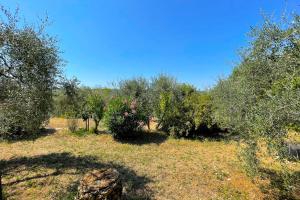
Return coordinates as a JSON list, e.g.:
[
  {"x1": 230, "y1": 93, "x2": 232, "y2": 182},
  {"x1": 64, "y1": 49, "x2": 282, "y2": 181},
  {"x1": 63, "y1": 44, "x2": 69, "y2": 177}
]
[
  {"x1": 118, "y1": 77, "x2": 151, "y2": 129},
  {"x1": 104, "y1": 97, "x2": 145, "y2": 139},
  {"x1": 153, "y1": 81, "x2": 218, "y2": 138},
  {"x1": 151, "y1": 75, "x2": 178, "y2": 131}
]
